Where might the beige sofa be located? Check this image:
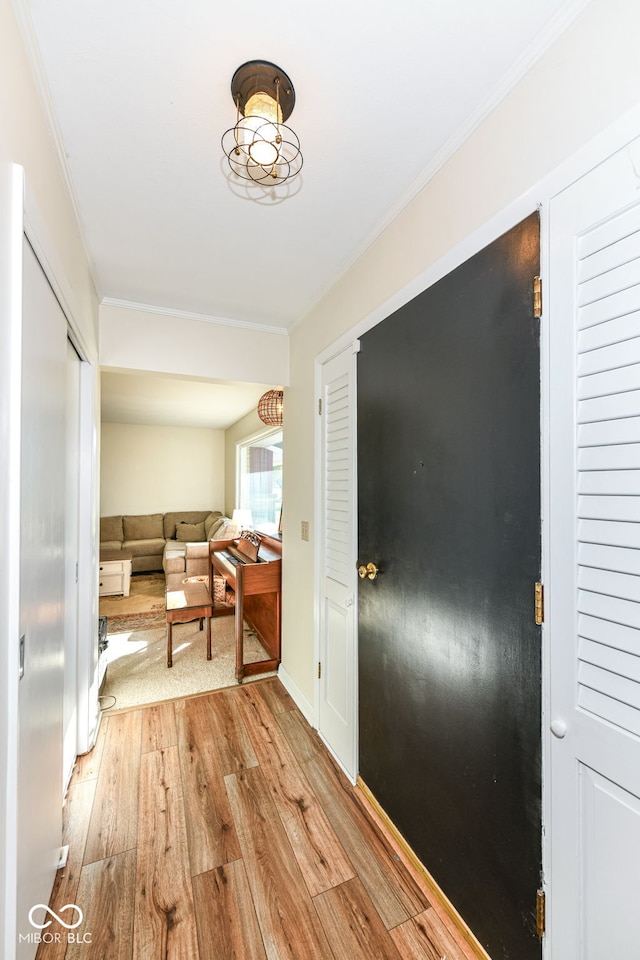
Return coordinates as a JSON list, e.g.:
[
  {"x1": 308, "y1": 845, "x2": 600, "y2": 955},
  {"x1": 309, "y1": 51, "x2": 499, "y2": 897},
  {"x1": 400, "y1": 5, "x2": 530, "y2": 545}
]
[{"x1": 99, "y1": 510, "x2": 225, "y2": 574}]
